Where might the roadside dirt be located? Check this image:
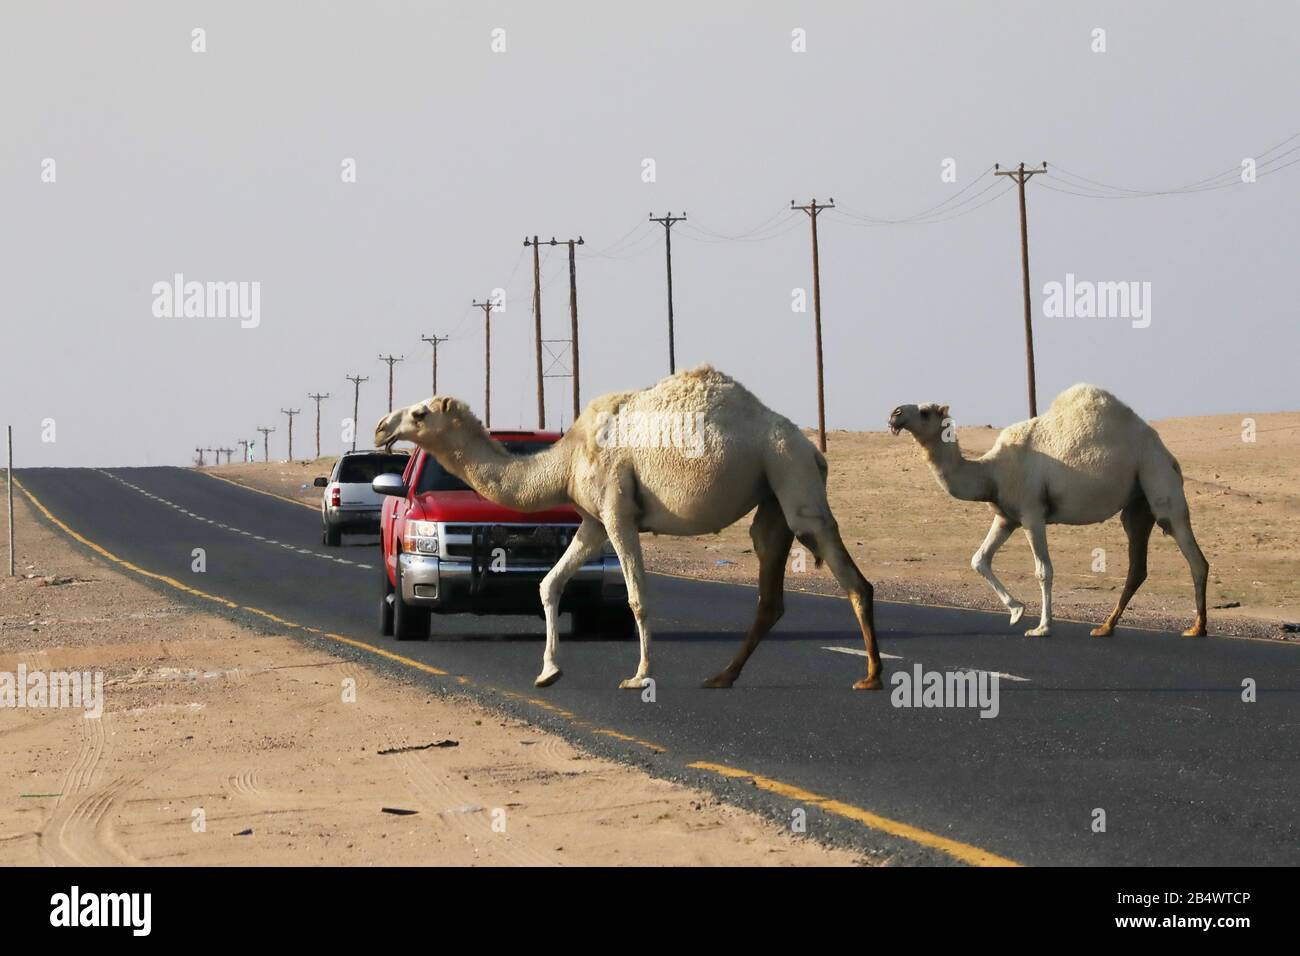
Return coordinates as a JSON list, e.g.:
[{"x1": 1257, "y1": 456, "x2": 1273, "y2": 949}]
[
  {"x1": 0, "y1": 484, "x2": 859, "y2": 866},
  {"x1": 209, "y1": 412, "x2": 1300, "y2": 640}
]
